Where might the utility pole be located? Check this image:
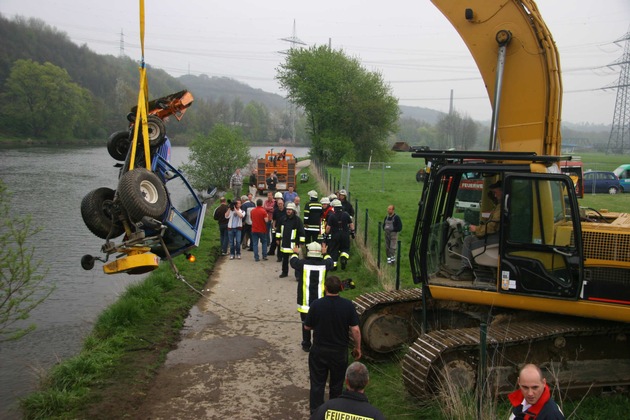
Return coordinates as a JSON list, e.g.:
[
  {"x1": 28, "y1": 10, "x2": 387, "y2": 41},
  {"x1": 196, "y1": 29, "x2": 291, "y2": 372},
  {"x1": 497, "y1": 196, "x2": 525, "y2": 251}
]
[
  {"x1": 279, "y1": 20, "x2": 306, "y2": 144},
  {"x1": 606, "y1": 27, "x2": 630, "y2": 154}
]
